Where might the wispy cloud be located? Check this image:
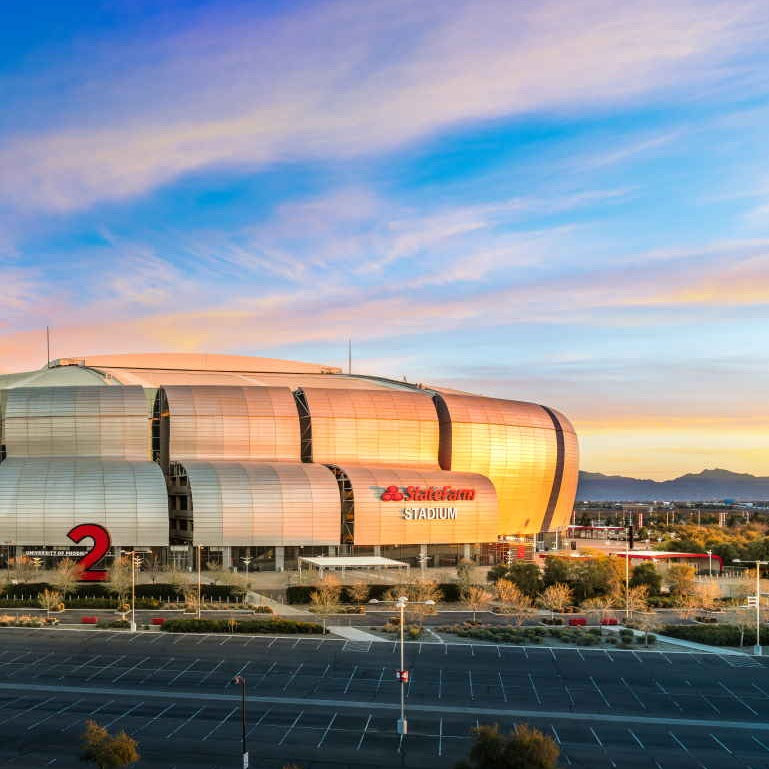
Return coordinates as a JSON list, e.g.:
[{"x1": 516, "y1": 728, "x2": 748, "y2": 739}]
[{"x1": 0, "y1": 0, "x2": 763, "y2": 211}]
